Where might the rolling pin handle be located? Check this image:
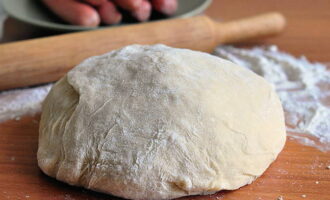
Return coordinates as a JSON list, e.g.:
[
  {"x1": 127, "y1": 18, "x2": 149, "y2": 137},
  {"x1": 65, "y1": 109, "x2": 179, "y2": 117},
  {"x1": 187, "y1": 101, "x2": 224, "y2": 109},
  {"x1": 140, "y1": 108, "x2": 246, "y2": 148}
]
[{"x1": 215, "y1": 12, "x2": 286, "y2": 44}]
